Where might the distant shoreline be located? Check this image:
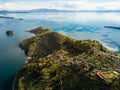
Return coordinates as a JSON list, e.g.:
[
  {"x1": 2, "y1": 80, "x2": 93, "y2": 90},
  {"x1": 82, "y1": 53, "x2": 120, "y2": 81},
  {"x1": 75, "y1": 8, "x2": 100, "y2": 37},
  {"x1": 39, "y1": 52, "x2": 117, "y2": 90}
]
[
  {"x1": 1, "y1": 9, "x2": 120, "y2": 13},
  {"x1": 0, "y1": 16, "x2": 24, "y2": 20},
  {"x1": 104, "y1": 26, "x2": 120, "y2": 30}
]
